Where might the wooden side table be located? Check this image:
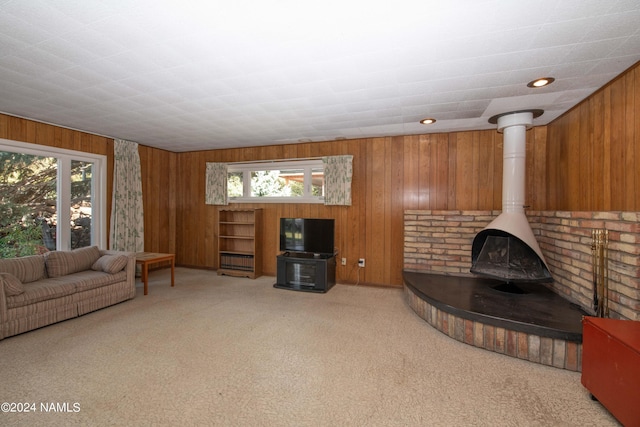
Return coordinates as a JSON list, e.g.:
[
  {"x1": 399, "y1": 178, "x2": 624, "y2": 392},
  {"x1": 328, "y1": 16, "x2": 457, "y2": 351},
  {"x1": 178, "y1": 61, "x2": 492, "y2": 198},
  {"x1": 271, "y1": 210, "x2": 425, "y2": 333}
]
[{"x1": 135, "y1": 252, "x2": 175, "y2": 295}]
